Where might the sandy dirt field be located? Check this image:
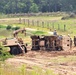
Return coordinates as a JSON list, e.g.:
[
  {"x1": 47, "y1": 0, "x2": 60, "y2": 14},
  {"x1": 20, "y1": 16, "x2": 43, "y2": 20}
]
[{"x1": 5, "y1": 47, "x2": 76, "y2": 75}]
